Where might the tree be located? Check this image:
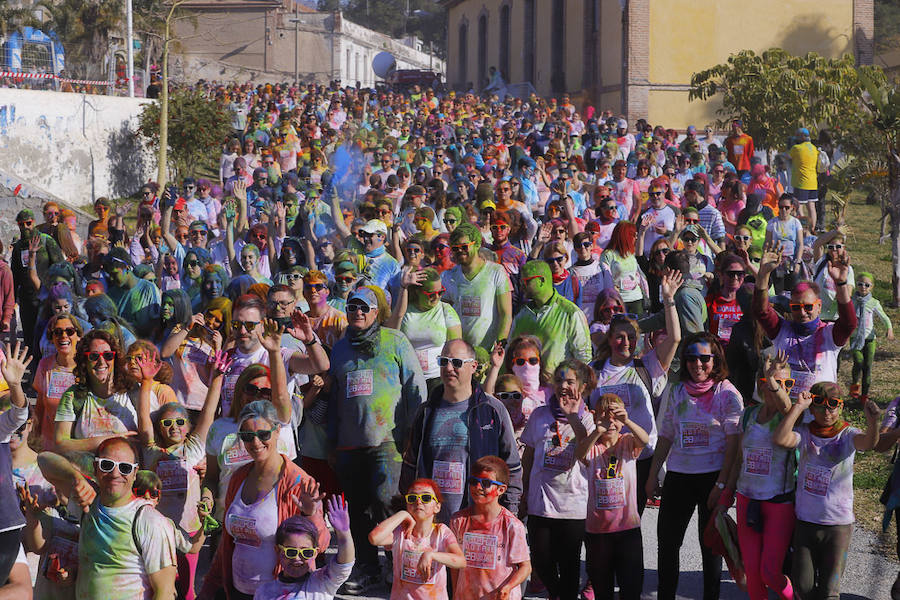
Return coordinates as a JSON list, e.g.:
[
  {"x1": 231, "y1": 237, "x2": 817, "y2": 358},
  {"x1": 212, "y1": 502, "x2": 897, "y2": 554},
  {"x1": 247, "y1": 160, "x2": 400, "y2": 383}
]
[
  {"x1": 137, "y1": 88, "x2": 234, "y2": 183},
  {"x1": 689, "y1": 49, "x2": 861, "y2": 157},
  {"x1": 857, "y1": 67, "x2": 900, "y2": 305},
  {"x1": 37, "y1": 0, "x2": 124, "y2": 80},
  {"x1": 0, "y1": 1, "x2": 43, "y2": 39},
  {"x1": 316, "y1": 0, "x2": 446, "y2": 55}
]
